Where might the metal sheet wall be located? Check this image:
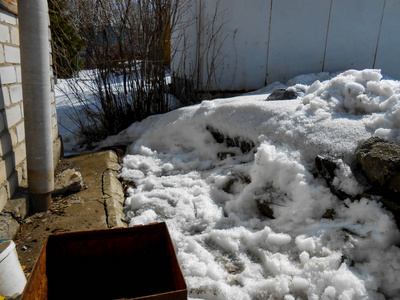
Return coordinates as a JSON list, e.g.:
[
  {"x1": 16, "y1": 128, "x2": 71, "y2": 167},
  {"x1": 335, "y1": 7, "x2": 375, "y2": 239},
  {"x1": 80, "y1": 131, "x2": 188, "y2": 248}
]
[{"x1": 172, "y1": 0, "x2": 400, "y2": 91}]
